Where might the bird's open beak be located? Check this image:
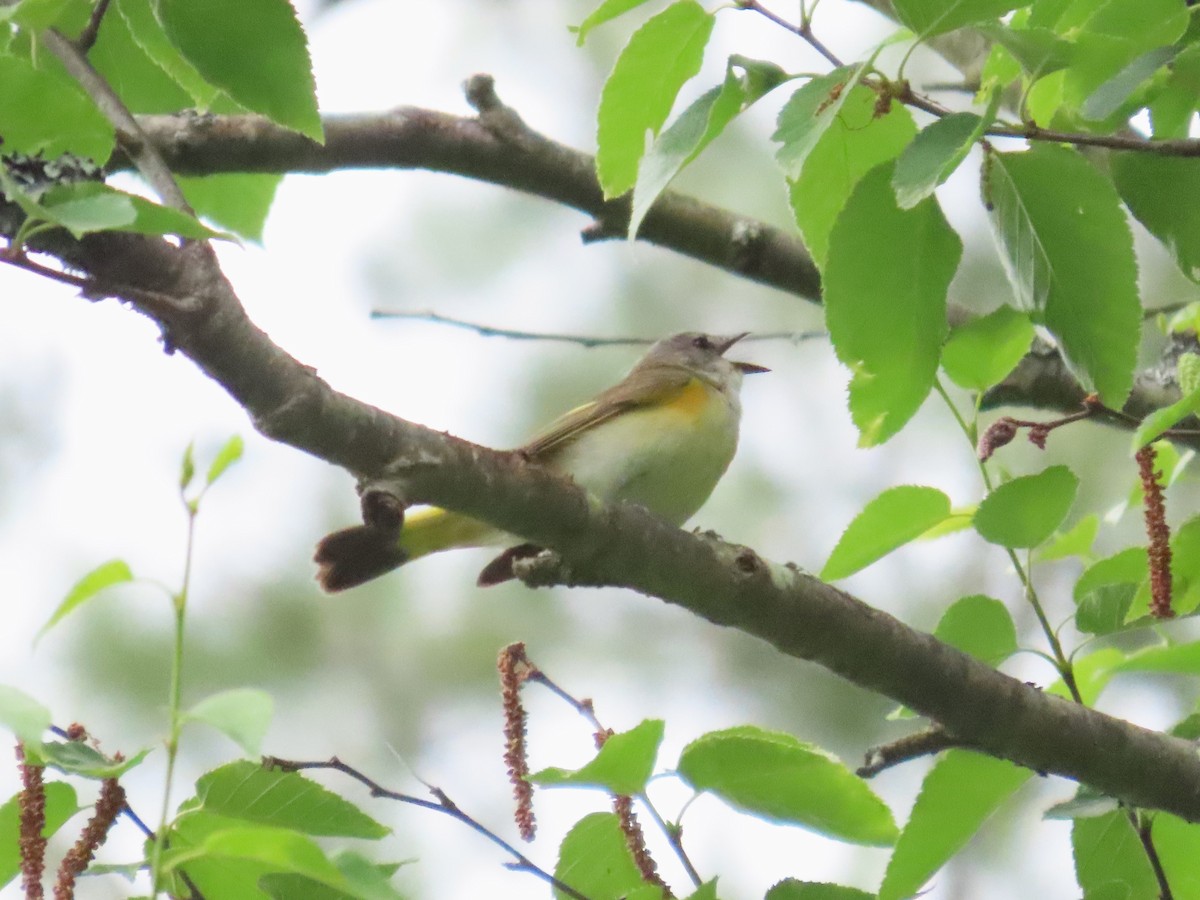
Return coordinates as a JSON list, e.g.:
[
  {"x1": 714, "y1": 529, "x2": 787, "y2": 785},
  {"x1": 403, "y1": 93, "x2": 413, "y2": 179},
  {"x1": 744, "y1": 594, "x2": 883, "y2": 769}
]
[{"x1": 717, "y1": 332, "x2": 770, "y2": 374}]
